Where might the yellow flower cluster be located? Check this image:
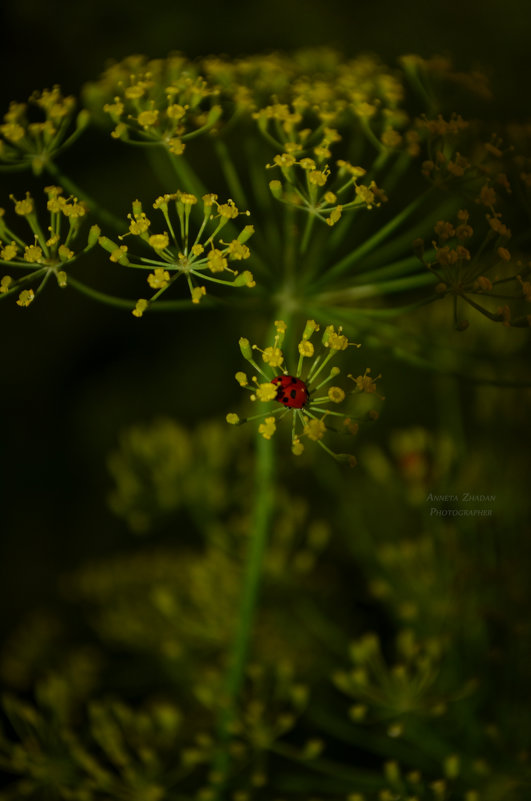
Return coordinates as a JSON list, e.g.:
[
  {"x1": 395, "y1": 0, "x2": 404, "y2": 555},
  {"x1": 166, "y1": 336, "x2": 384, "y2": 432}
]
[
  {"x1": 227, "y1": 320, "x2": 383, "y2": 464},
  {"x1": 84, "y1": 55, "x2": 222, "y2": 154},
  {"x1": 0, "y1": 86, "x2": 88, "y2": 174},
  {"x1": 0, "y1": 187, "x2": 99, "y2": 308},
  {"x1": 98, "y1": 190, "x2": 255, "y2": 314}
]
